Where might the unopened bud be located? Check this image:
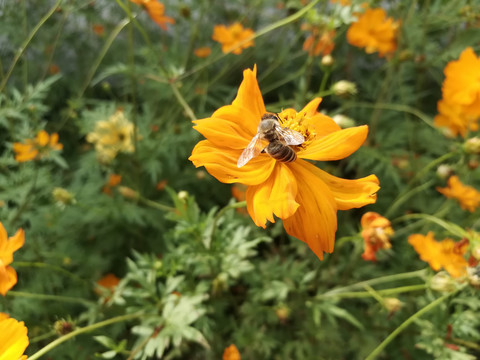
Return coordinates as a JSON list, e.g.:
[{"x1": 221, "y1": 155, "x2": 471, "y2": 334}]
[
  {"x1": 467, "y1": 267, "x2": 480, "y2": 288},
  {"x1": 54, "y1": 319, "x2": 75, "y2": 335},
  {"x1": 436, "y1": 164, "x2": 453, "y2": 179},
  {"x1": 331, "y1": 80, "x2": 357, "y2": 97},
  {"x1": 118, "y1": 186, "x2": 139, "y2": 200},
  {"x1": 321, "y1": 54, "x2": 334, "y2": 67},
  {"x1": 332, "y1": 114, "x2": 356, "y2": 128},
  {"x1": 472, "y1": 245, "x2": 480, "y2": 261},
  {"x1": 430, "y1": 272, "x2": 457, "y2": 292},
  {"x1": 465, "y1": 137, "x2": 480, "y2": 154},
  {"x1": 384, "y1": 297, "x2": 403, "y2": 313},
  {"x1": 178, "y1": 190, "x2": 189, "y2": 201}
]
